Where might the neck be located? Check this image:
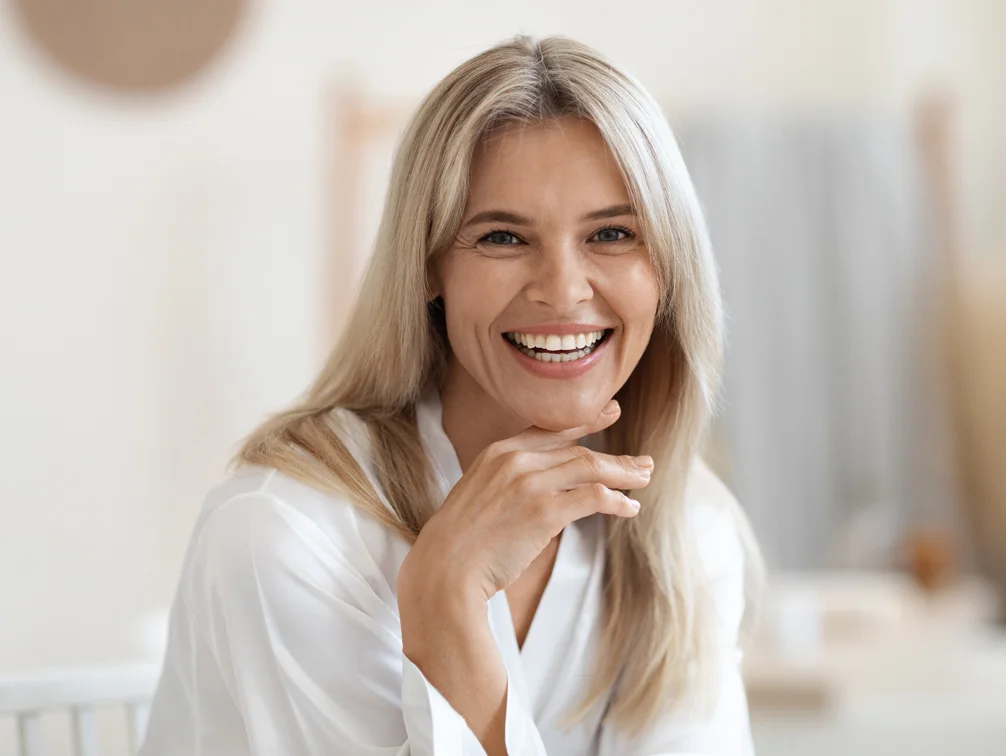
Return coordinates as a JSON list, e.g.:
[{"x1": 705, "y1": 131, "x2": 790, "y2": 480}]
[{"x1": 439, "y1": 357, "x2": 530, "y2": 472}]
